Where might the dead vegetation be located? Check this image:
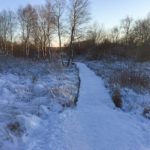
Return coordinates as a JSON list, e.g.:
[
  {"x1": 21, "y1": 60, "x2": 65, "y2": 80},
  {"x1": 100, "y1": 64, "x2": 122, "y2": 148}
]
[
  {"x1": 109, "y1": 70, "x2": 150, "y2": 93},
  {"x1": 7, "y1": 121, "x2": 25, "y2": 137},
  {"x1": 87, "y1": 59, "x2": 150, "y2": 112},
  {"x1": 112, "y1": 89, "x2": 123, "y2": 108}
]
